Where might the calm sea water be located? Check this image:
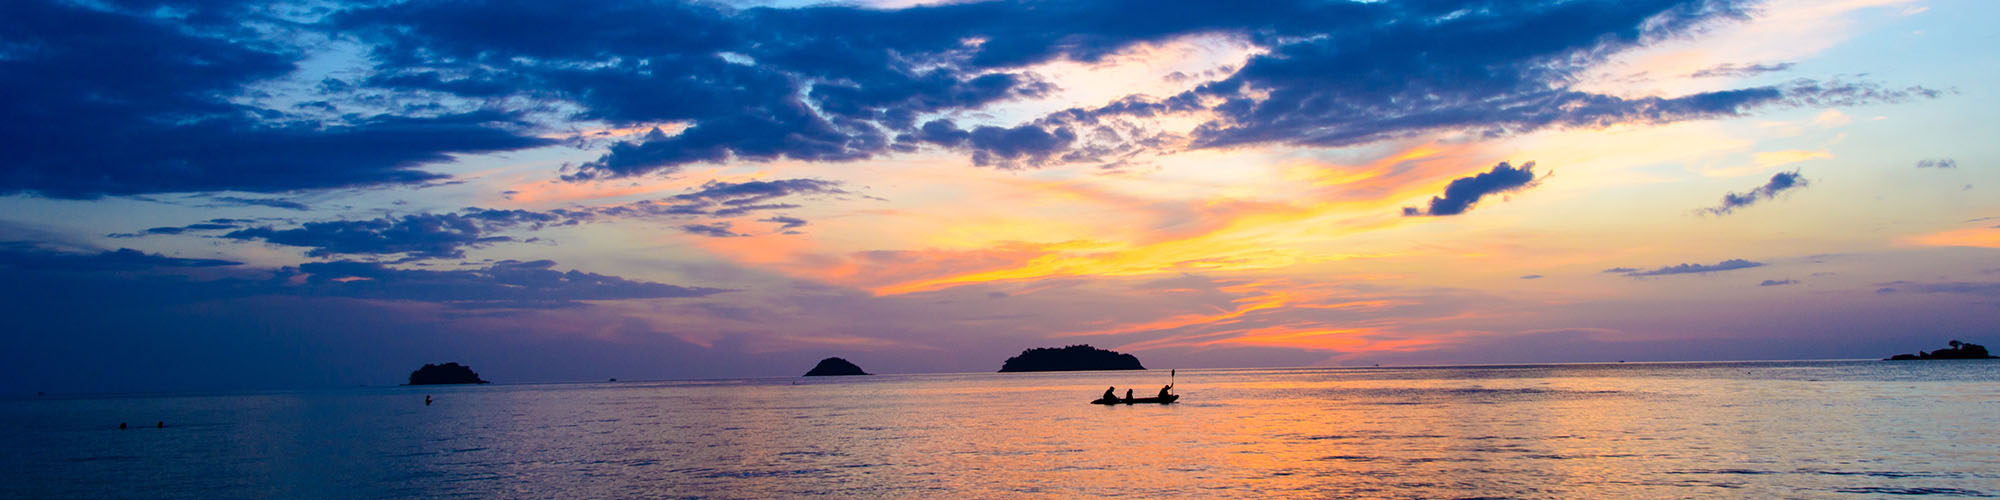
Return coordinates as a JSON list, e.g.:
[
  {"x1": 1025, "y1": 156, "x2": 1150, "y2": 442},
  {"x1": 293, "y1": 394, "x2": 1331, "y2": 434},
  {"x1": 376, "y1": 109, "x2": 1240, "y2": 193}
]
[{"x1": 3, "y1": 360, "x2": 1996, "y2": 499}]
